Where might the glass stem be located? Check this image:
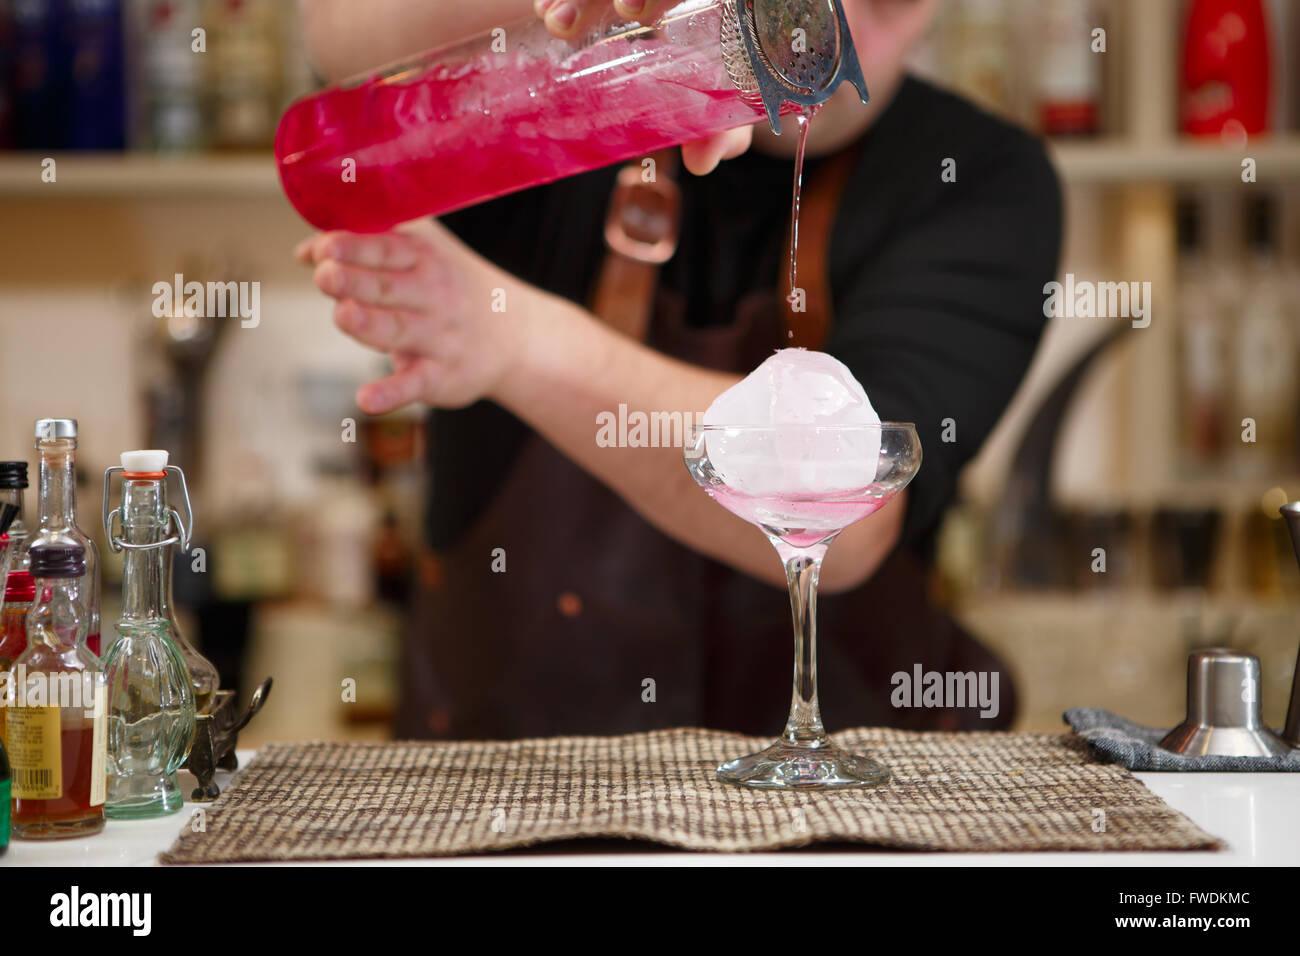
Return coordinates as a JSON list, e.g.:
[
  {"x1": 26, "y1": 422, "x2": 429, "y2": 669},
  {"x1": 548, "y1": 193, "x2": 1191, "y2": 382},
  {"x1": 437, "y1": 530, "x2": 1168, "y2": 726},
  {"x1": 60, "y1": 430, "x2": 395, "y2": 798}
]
[{"x1": 778, "y1": 543, "x2": 829, "y2": 747}]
